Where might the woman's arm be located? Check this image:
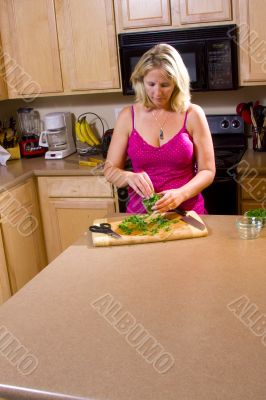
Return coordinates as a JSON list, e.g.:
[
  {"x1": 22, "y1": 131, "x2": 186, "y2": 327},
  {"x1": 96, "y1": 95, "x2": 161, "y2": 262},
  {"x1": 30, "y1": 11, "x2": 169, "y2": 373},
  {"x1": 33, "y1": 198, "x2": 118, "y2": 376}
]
[
  {"x1": 154, "y1": 104, "x2": 216, "y2": 212},
  {"x1": 104, "y1": 106, "x2": 154, "y2": 198}
]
